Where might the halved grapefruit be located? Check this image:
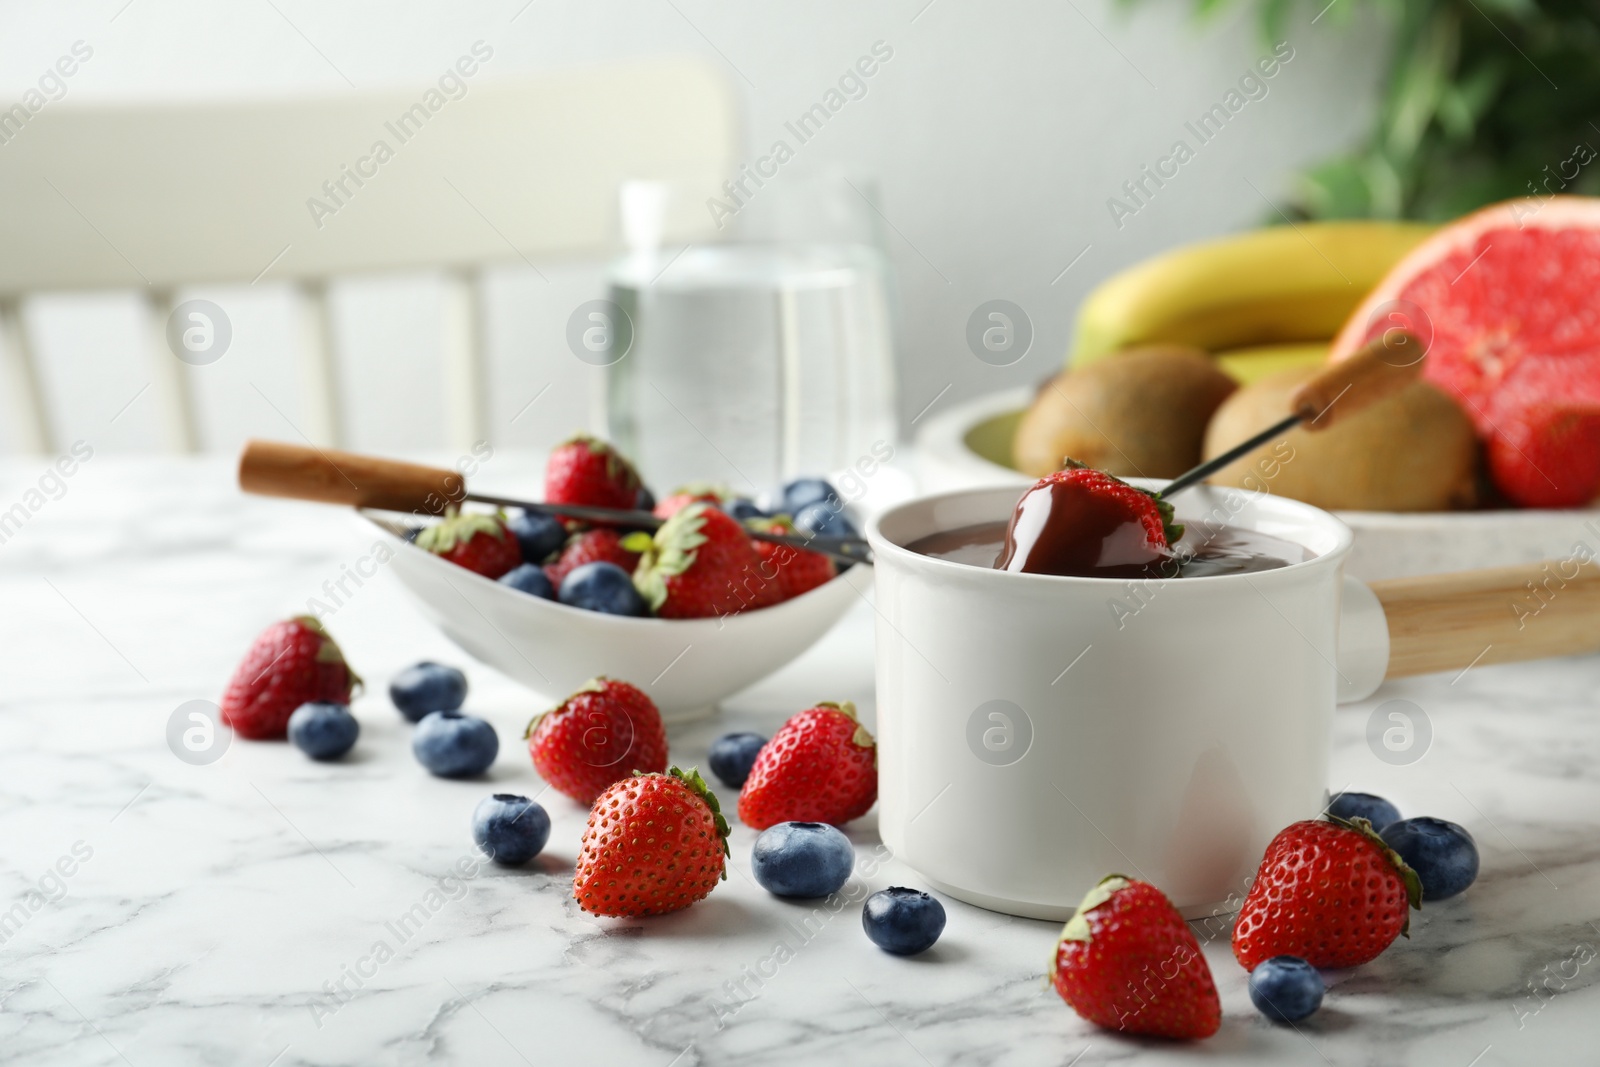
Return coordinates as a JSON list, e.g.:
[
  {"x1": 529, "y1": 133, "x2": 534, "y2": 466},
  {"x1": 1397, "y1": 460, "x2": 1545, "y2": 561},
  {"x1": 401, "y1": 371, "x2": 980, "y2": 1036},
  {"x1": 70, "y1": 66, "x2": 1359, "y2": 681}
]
[{"x1": 1330, "y1": 197, "x2": 1600, "y2": 509}]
